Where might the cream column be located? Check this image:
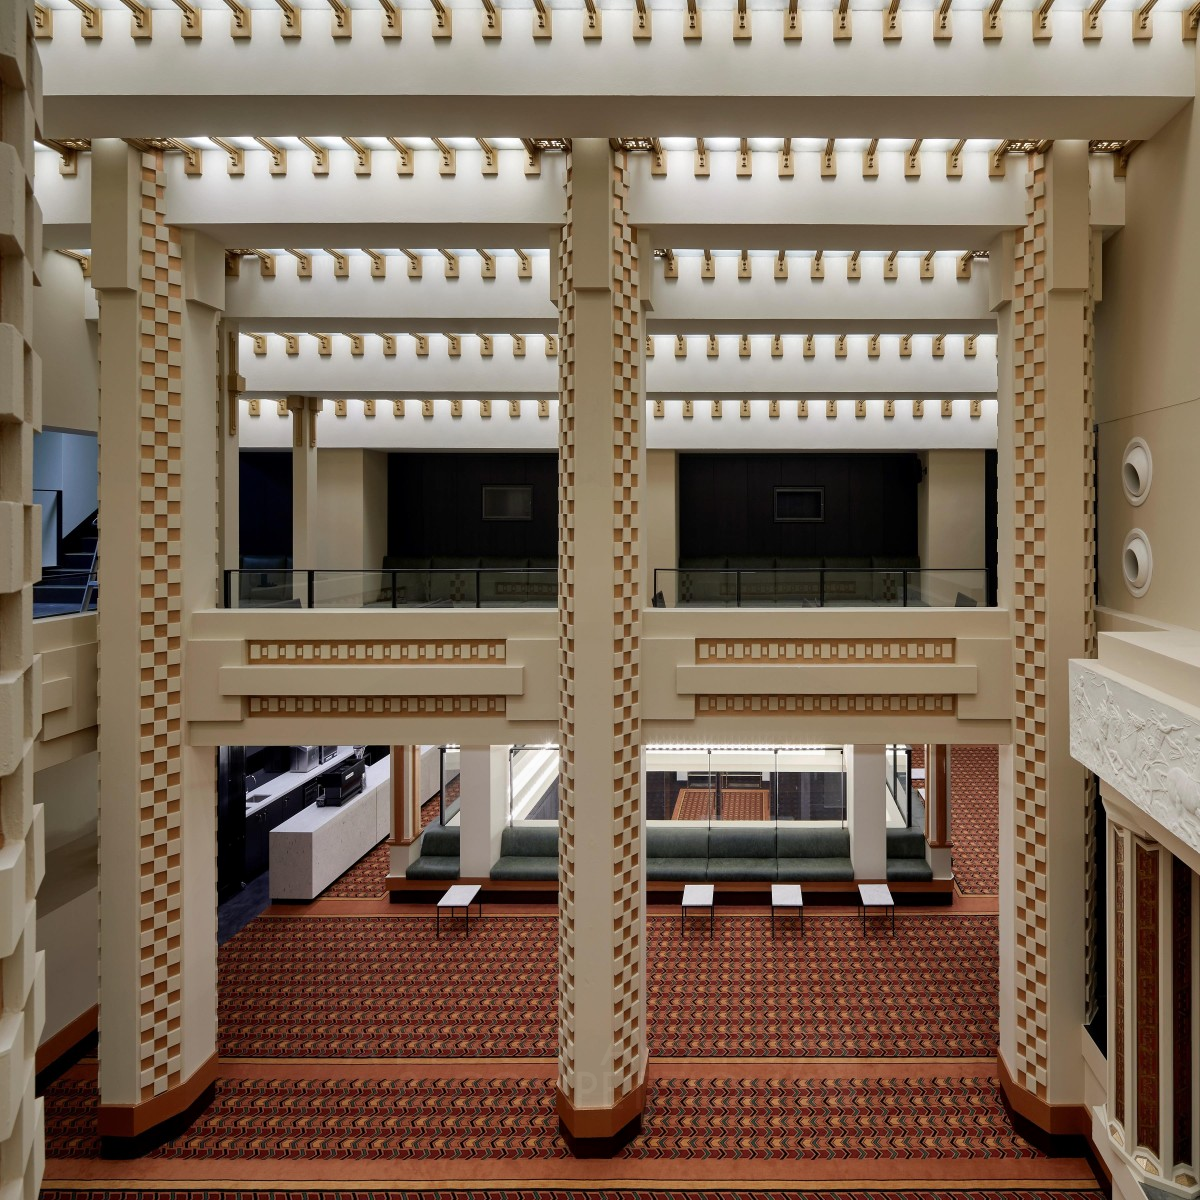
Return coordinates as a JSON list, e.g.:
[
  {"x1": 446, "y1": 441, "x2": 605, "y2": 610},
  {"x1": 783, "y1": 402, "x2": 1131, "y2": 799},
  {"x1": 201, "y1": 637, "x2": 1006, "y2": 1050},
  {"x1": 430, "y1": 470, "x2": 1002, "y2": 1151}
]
[
  {"x1": 846, "y1": 745, "x2": 886, "y2": 879},
  {"x1": 555, "y1": 140, "x2": 647, "y2": 1151},
  {"x1": 288, "y1": 396, "x2": 319, "y2": 603},
  {"x1": 216, "y1": 321, "x2": 241, "y2": 582},
  {"x1": 458, "y1": 746, "x2": 508, "y2": 878},
  {"x1": 91, "y1": 141, "x2": 219, "y2": 1149},
  {"x1": 998, "y1": 143, "x2": 1093, "y2": 1121},
  {"x1": 925, "y1": 745, "x2": 952, "y2": 878},
  {"x1": 0, "y1": 5, "x2": 47, "y2": 1193}
]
